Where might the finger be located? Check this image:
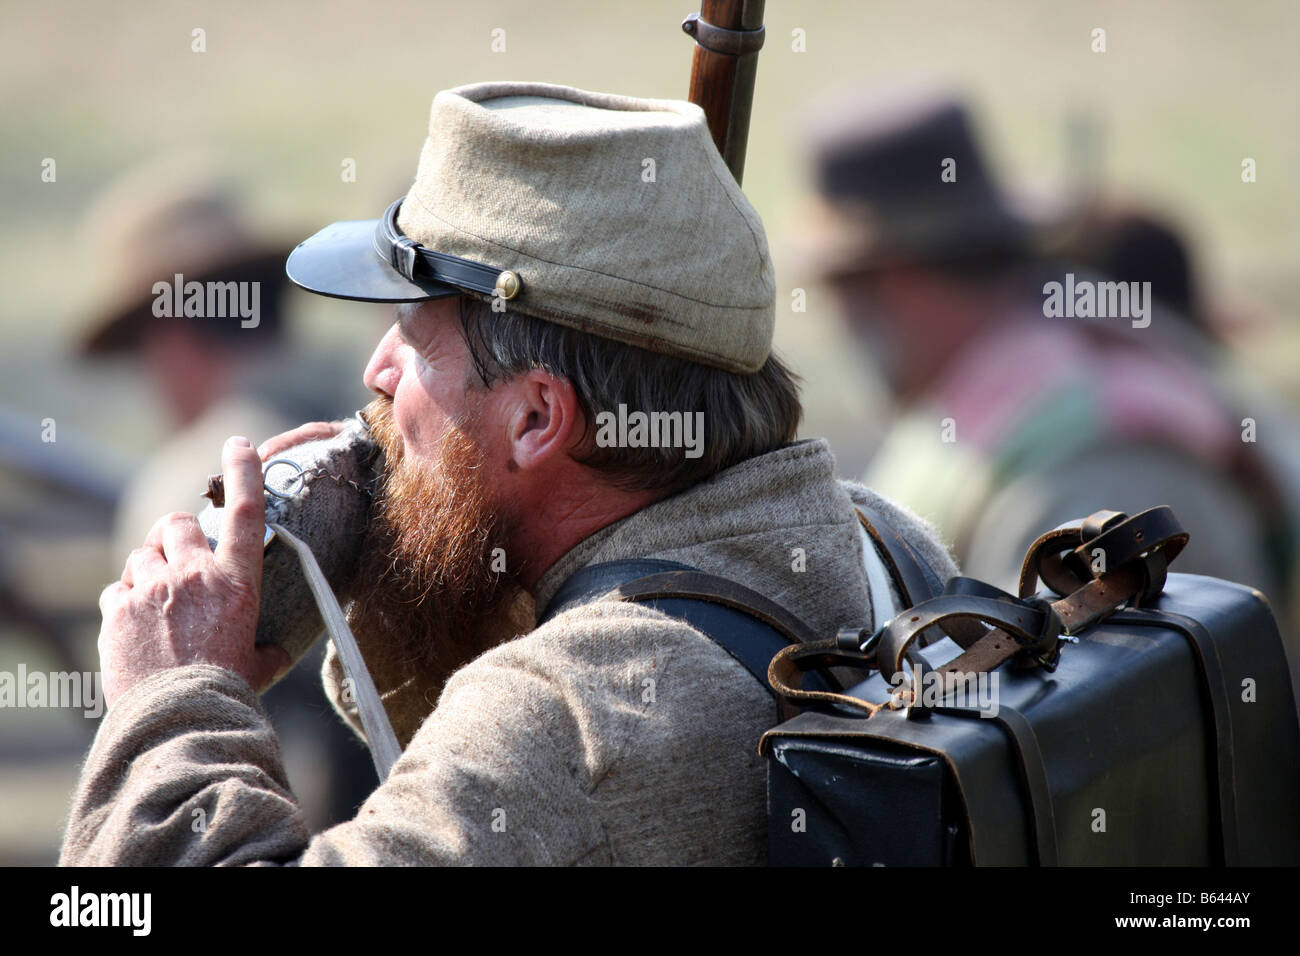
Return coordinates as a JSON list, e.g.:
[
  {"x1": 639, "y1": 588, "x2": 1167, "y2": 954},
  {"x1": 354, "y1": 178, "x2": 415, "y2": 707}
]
[
  {"x1": 258, "y1": 421, "x2": 345, "y2": 461},
  {"x1": 159, "y1": 511, "x2": 212, "y2": 566},
  {"x1": 122, "y1": 545, "x2": 166, "y2": 588},
  {"x1": 141, "y1": 510, "x2": 193, "y2": 559},
  {"x1": 119, "y1": 549, "x2": 136, "y2": 588},
  {"x1": 119, "y1": 540, "x2": 161, "y2": 587},
  {"x1": 141, "y1": 522, "x2": 164, "y2": 554},
  {"x1": 99, "y1": 580, "x2": 127, "y2": 615},
  {"x1": 130, "y1": 512, "x2": 175, "y2": 572},
  {"x1": 214, "y1": 436, "x2": 266, "y2": 590}
]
